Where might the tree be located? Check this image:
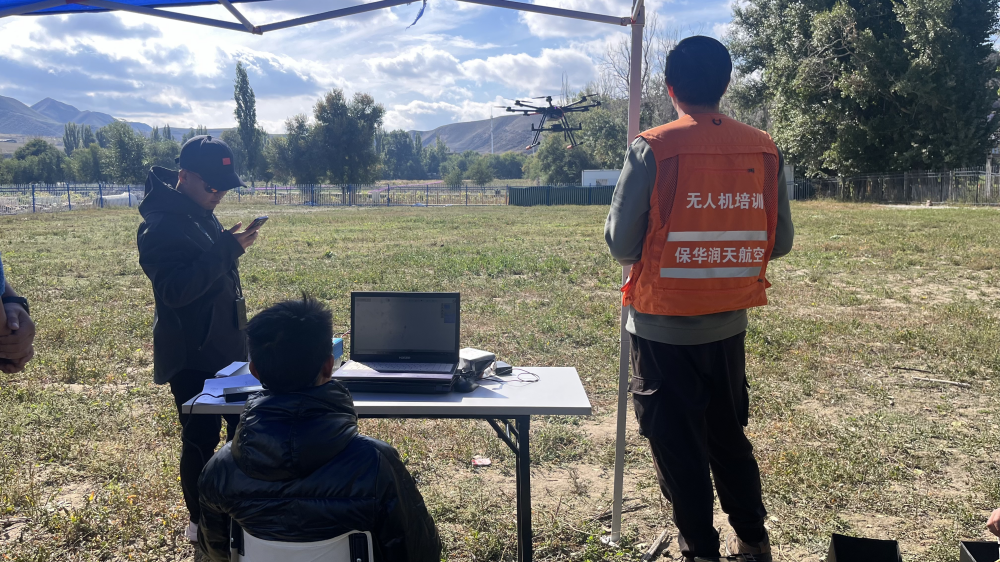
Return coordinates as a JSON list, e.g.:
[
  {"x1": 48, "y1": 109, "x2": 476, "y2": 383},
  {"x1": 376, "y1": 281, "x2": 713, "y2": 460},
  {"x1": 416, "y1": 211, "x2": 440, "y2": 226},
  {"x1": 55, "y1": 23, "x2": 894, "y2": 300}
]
[
  {"x1": 163, "y1": 124, "x2": 173, "y2": 142},
  {"x1": 577, "y1": 97, "x2": 629, "y2": 169},
  {"x1": 312, "y1": 89, "x2": 385, "y2": 183},
  {"x1": 422, "y1": 136, "x2": 449, "y2": 175},
  {"x1": 3, "y1": 139, "x2": 67, "y2": 184},
  {"x1": 443, "y1": 165, "x2": 464, "y2": 187},
  {"x1": 151, "y1": 126, "x2": 161, "y2": 143},
  {"x1": 380, "y1": 129, "x2": 425, "y2": 180},
  {"x1": 598, "y1": 14, "x2": 678, "y2": 132},
  {"x1": 100, "y1": 121, "x2": 147, "y2": 183},
  {"x1": 267, "y1": 114, "x2": 320, "y2": 184},
  {"x1": 71, "y1": 143, "x2": 106, "y2": 182},
  {"x1": 485, "y1": 152, "x2": 527, "y2": 180},
  {"x1": 526, "y1": 134, "x2": 595, "y2": 184},
  {"x1": 146, "y1": 135, "x2": 181, "y2": 170},
  {"x1": 81, "y1": 125, "x2": 96, "y2": 149},
  {"x1": 466, "y1": 156, "x2": 494, "y2": 185},
  {"x1": 729, "y1": 0, "x2": 1000, "y2": 176},
  {"x1": 234, "y1": 61, "x2": 266, "y2": 186},
  {"x1": 182, "y1": 125, "x2": 209, "y2": 144},
  {"x1": 63, "y1": 122, "x2": 80, "y2": 156}
]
